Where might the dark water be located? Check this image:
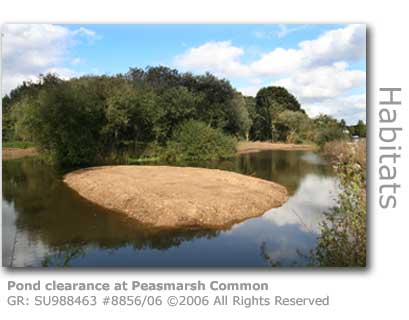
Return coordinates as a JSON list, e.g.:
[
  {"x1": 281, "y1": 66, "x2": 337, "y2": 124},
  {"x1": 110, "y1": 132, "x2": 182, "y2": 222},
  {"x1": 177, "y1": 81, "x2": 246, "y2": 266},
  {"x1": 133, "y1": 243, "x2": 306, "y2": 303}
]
[{"x1": 2, "y1": 151, "x2": 338, "y2": 267}]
